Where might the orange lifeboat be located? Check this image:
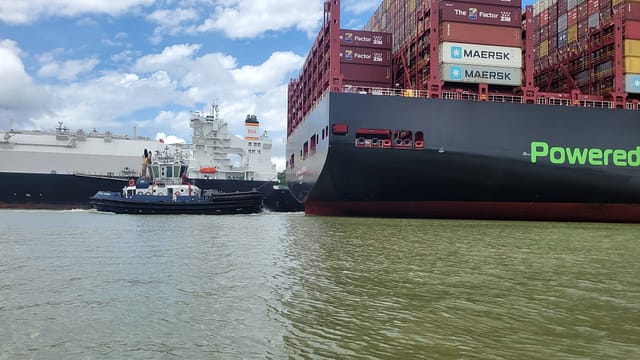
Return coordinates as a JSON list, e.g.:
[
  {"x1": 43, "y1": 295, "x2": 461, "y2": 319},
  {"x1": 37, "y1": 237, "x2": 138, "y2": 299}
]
[{"x1": 199, "y1": 167, "x2": 217, "y2": 174}]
